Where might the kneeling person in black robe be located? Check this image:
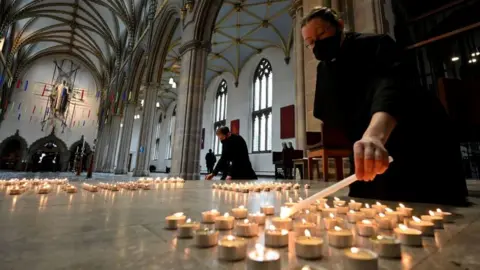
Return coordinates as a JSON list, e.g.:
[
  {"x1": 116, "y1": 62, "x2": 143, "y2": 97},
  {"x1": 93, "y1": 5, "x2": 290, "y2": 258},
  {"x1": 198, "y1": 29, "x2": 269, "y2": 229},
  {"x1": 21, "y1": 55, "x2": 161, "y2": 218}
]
[{"x1": 206, "y1": 127, "x2": 257, "y2": 180}]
